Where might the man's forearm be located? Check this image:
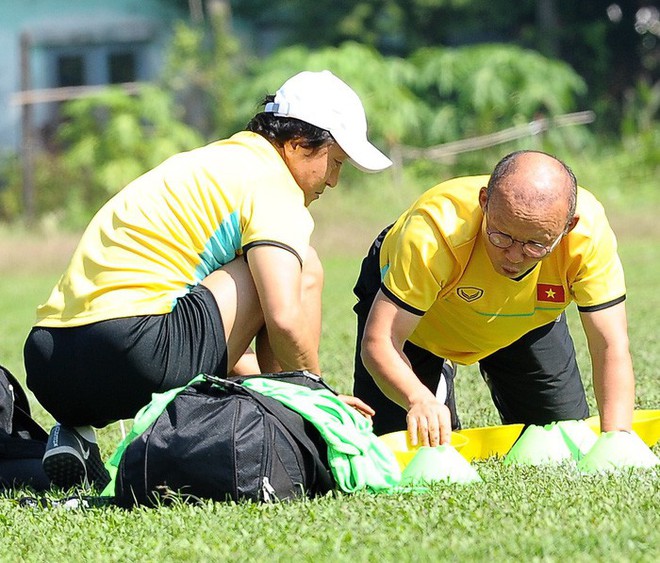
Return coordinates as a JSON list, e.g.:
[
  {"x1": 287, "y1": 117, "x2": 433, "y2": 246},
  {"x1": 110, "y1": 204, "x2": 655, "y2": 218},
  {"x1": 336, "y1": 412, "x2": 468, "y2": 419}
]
[
  {"x1": 361, "y1": 343, "x2": 433, "y2": 410},
  {"x1": 592, "y1": 353, "x2": 635, "y2": 432}
]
